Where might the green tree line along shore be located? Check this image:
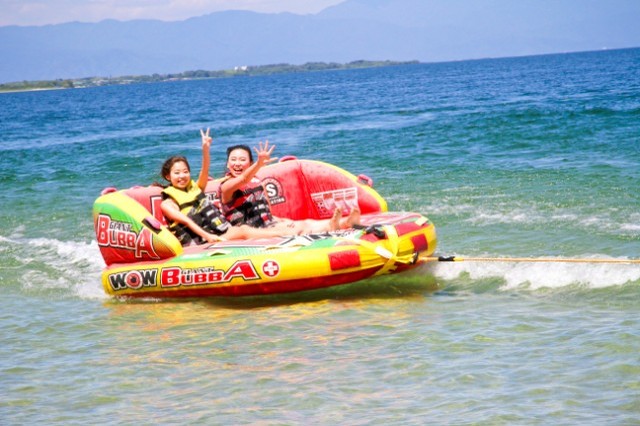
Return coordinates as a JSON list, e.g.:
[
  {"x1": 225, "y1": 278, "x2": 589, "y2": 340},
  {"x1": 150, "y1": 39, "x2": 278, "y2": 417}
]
[{"x1": 0, "y1": 60, "x2": 419, "y2": 93}]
